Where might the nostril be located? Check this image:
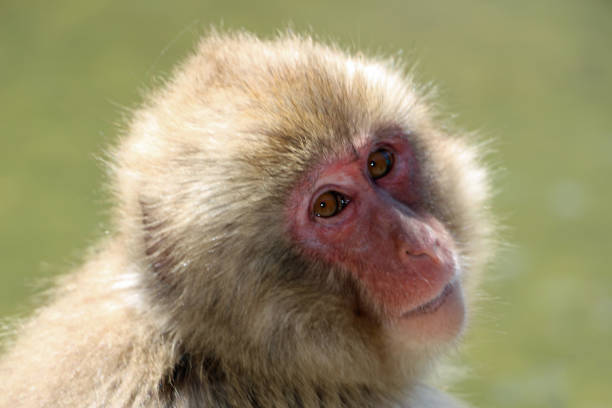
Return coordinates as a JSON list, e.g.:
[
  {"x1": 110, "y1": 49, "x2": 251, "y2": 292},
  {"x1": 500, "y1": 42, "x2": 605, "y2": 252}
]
[{"x1": 405, "y1": 249, "x2": 441, "y2": 265}]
